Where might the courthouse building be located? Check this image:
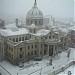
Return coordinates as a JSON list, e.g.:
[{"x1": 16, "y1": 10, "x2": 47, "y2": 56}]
[{"x1": 0, "y1": 0, "x2": 68, "y2": 65}]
